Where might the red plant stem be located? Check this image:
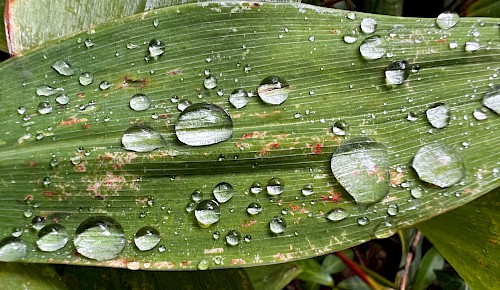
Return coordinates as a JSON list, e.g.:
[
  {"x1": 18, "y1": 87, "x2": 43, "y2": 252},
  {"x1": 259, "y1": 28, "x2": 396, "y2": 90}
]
[
  {"x1": 335, "y1": 251, "x2": 372, "y2": 286},
  {"x1": 401, "y1": 231, "x2": 423, "y2": 290}
]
